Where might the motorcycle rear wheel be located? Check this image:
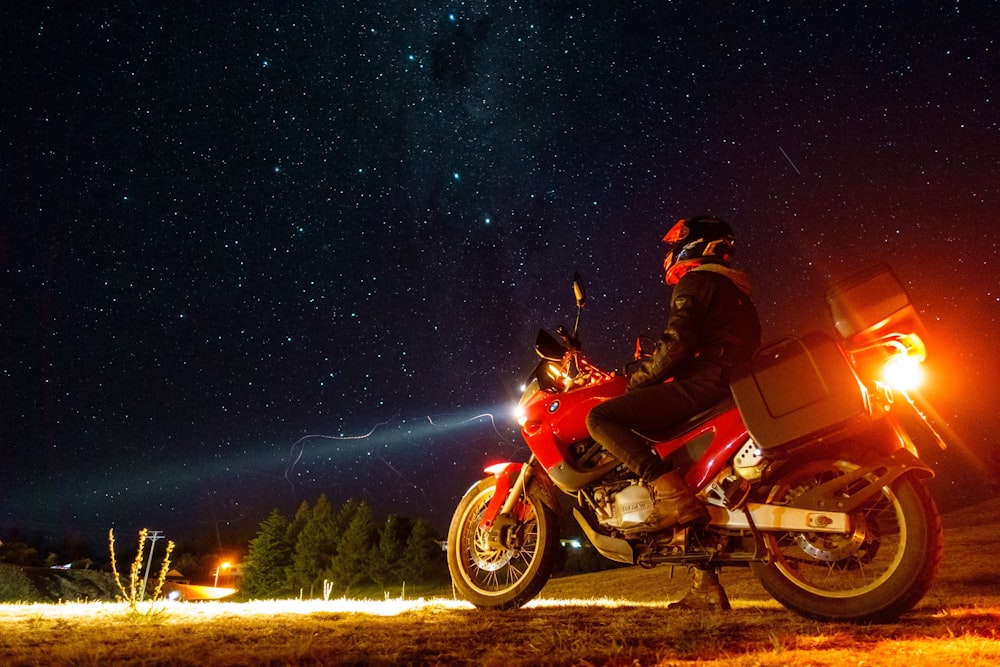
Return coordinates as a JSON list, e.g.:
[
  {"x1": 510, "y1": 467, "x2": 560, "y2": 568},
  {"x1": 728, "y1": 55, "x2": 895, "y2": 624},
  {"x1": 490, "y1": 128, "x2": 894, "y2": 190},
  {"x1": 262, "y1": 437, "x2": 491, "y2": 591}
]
[
  {"x1": 447, "y1": 477, "x2": 561, "y2": 610},
  {"x1": 751, "y1": 459, "x2": 943, "y2": 623}
]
